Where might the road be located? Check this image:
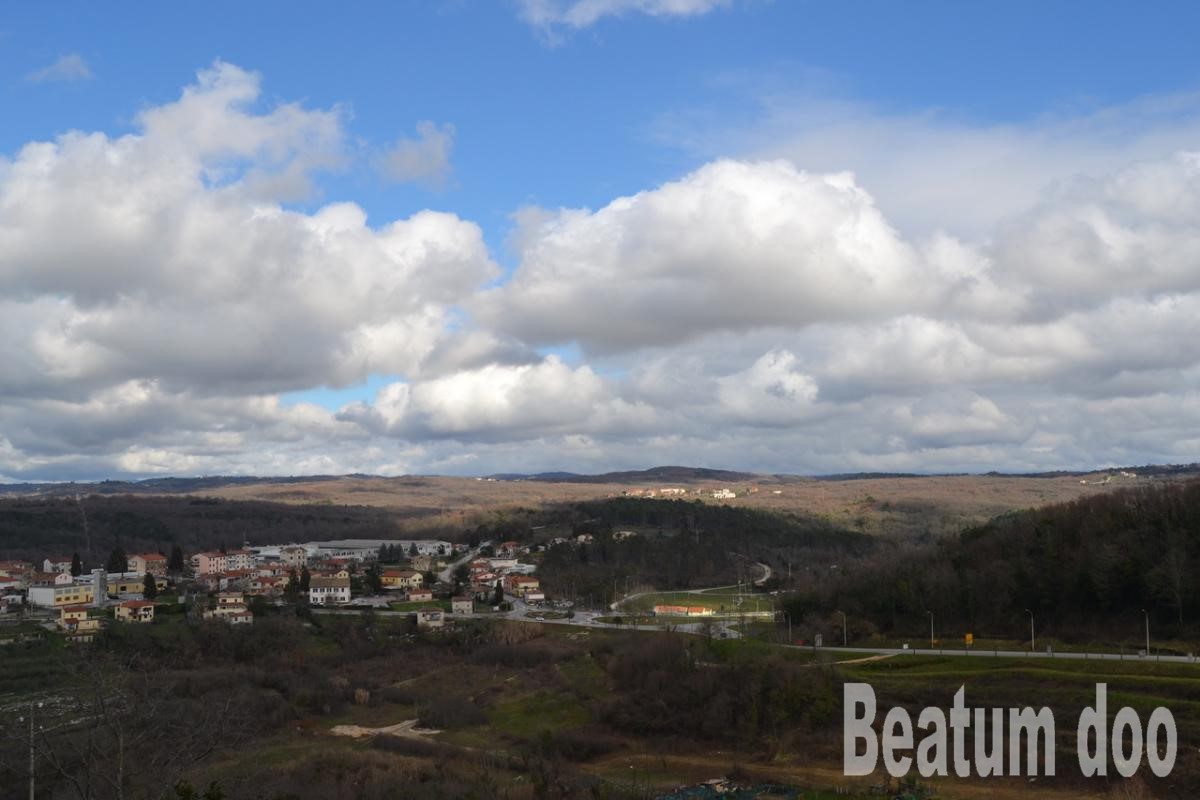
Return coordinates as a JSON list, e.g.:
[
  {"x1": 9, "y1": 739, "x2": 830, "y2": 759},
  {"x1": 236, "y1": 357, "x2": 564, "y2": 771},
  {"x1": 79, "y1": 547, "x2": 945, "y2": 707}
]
[
  {"x1": 784, "y1": 644, "x2": 1199, "y2": 664},
  {"x1": 437, "y1": 546, "x2": 478, "y2": 584}
]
